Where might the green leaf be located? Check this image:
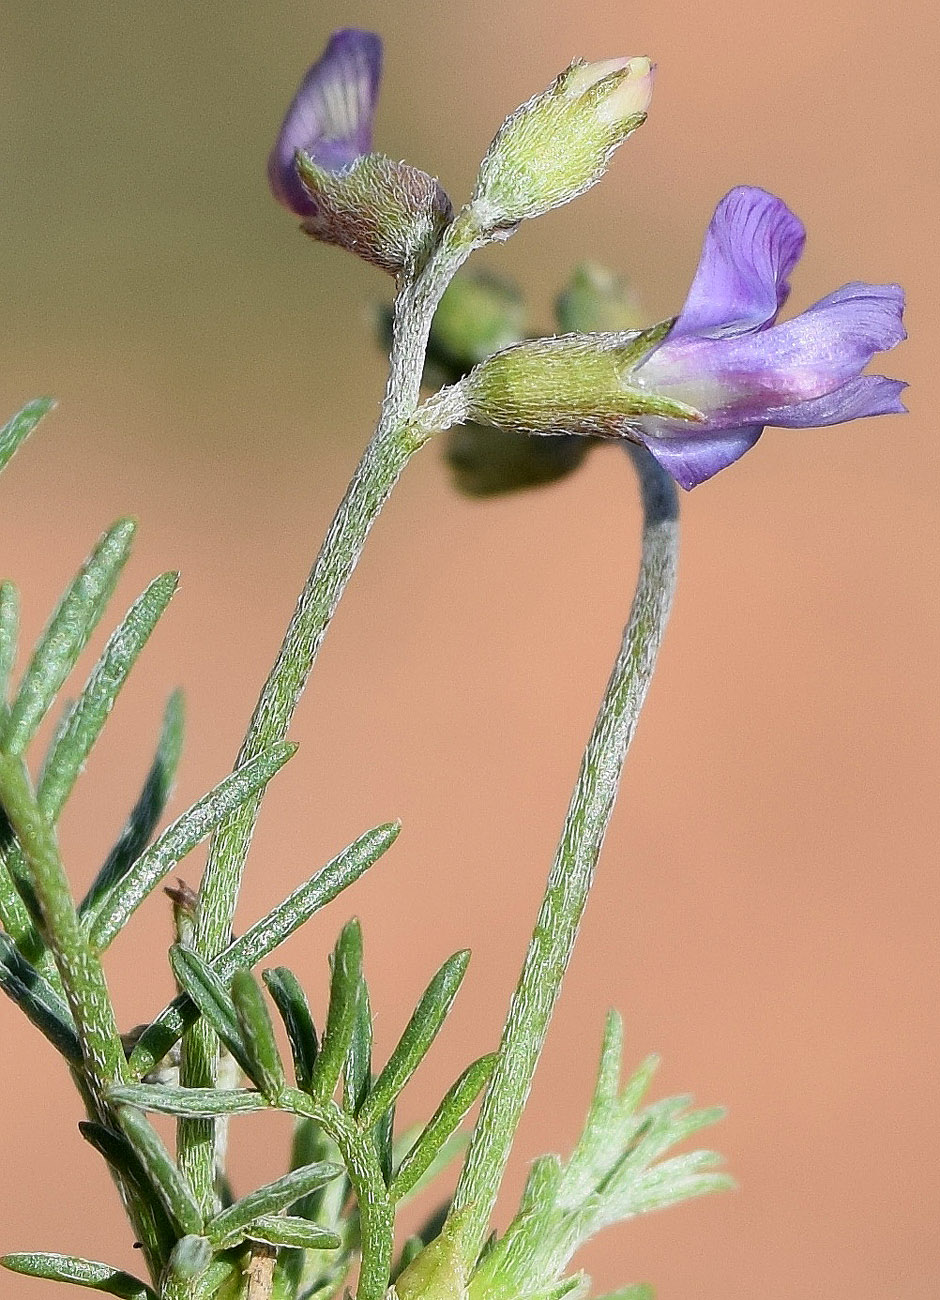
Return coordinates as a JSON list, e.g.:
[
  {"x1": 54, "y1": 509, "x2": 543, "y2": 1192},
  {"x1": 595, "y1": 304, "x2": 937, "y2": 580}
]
[
  {"x1": 3, "y1": 518, "x2": 136, "y2": 756},
  {"x1": 357, "y1": 949, "x2": 470, "y2": 1128},
  {"x1": 230, "y1": 968, "x2": 287, "y2": 1099},
  {"x1": 390, "y1": 1054, "x2": 496, "y2": 1203},
  {"x1": 79, "y1": 690, "x2": 184, "y2": 919},
  {"x1": 38, "y1": 573, "x2": 179, "y2": 819},
  {"x1": 243, "y1": 1216, "x2": 342, "y2": 1251},
  {"x1": 344, "y1": 969, "x2": 372, "y2": 1114},
  {"x1": 109, "y1": 1084, "x2": 266, "y2": 1117},
  {"x1": 87, "y1": 741, "x2": 297, "y2": 950},
  {"x1": 263, "y1": 966, "x2": 319, "y2": 1092},
  {"x1": 0, "y1": 397, "x2": 55, "y2": 478},
  {"x1": 375, "y1": 1102, "x2": 395, "y2": 1187},
  {"x1": 0, "y1": 1251, "x2": 156, "y2": 1299},
  {"x1": 127, "y1": 821, "x2": 400, "y2": 1078},
  {"x1": 0, "y1": 581, "x2": 19, "y2": 711},
  {"x1": 0, "y1": 930, "x2": 80, "y2": 1061},
  {"x1": 592, "y1": 1287, "x2": 654, "y2": 1300},
  {"x1": 78, "y1": 1123, "x2": 177, "y2": 1262},
  {"x1": 168, "y1": 946, "x2": 254, "y2": 1079},
  {"x1": 308, "y1": 919, "x2": 363, "y2": 1104},
  {"x1": 115, "y1": 1106, "x2": 203, "y2": 1236},
  {"x1": 207, "y1": 1161, "x2": 342, "y2": 1247}
]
